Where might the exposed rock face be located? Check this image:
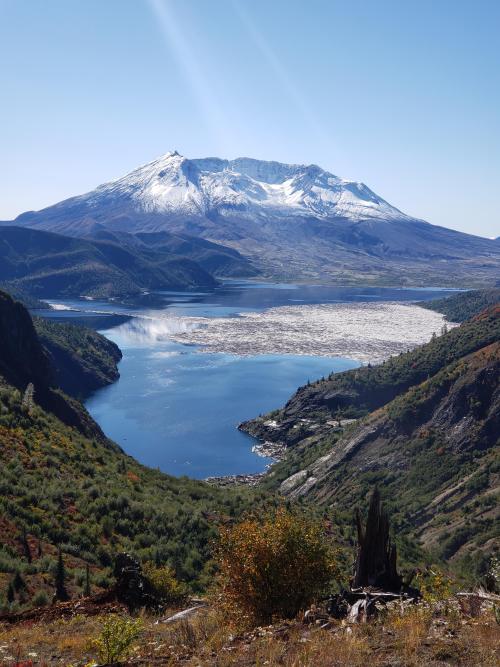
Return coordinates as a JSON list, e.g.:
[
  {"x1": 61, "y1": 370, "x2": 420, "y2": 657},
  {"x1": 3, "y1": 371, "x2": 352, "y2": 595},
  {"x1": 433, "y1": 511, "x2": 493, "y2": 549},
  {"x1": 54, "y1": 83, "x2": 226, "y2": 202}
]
[
  {"x1": 0, "y1": 289, "x2": 106, "y2": 439},
  {"x1": 0, "y1": 290, "x2": 53, "y2": 390}
]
